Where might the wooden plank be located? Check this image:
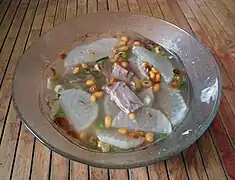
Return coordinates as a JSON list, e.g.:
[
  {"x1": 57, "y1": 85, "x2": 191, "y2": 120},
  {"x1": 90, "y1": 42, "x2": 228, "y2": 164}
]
[
  {"x1": 202, "y1": 0, "x2": 235, "y2": 39},
  {"x1": 78, "y1": 0, "x2": 87, "y2": 14},
  {"x1": 117, "y1": 0, "x2": 129, "y2": 12},
  {"x1": 87, "y1": 0, "x2": 97, "y2": 13},
  {"x1": 54, "y1": 0, "x2": 67, "y2": 26},
  {"x1": 50, "y1": 0, "x2": 72, "y2": 179},
  {"x1": 129, "y1": 167, "x2": 149, "y2": 180},
  {"x1": 0, "y1": 0, "x2": 32, "y2": 142},
  {"x1": 176, "y1": 0, "x2": 233, "y2": 89},
  {"x1": 184, "y1": 0, "x2": 235, "y2": 85},
  {"x1": 11, "y1": 126, "x2": 35, "y2": 180},
  {"x1": 211, "y1": 115, "x2": 235, "y2": 179},
  {"x1": 219, "y1": 93, "x2": 235, "y2": 149},
  {"x1": 183, "y1": 144, "x2": 208, "y2": 180},
  {"x1": 30, "y1": 141, "x2": 51, "y2": 180},
  {"x1": 194, "y1": 0, "x2": 230, "y2": 44},
  {"x1": 90, "y1": 167, "x2": 109, "y2": 180},
  {"x1": 197, "y1": 130, "x2": 227, "y2": 180},
  {"x1": 66, "y1": 0, "x2": 76, "y2": 19},
  {"x1": 220, "y1": 0, "x2": 235, "y2": 16},
  {"x1": 127, "y1": 0, "x2": 139, "y2": 13},
  {"x1": 109, "y1": 169, "x2": 128, "y2": 180},
  {"x1": 0, "y1": 104, "x2": 21, "y2": 180},
  {"x1": 108, "y1": 0, "x2": 118, "y2": 11},
  {"x1": 0, "y1": 0, "x2": 21, "y2": 49},
  {"x1": 166, "y1": 0, "x2": 193, "y2": 34},
  {"x1": 70, "y1": 162, "x2": 88, "y2": 180},
  {"x1": 148, "y1": 162, "x2": 168, "y2": 180},
  {"x1": 98, "y1": 0, "x2": 108, "y2": 11},
  {"x1": 50, "y1": 154, "x2": 69, "y2": 180},
  {"x1": 223, "y1": 88, "x2": 235, "y2": 119},
  {"x1": 6, "y1": 1, "x2": 47, "y2": 179},
  {"x1": 166, "y1": 155, "x2": 188, "y2": 180},
  {"x1": 0, "y1": 0, "x2": 12, "y2": 24},
  {"x1": 29, "y1": 0, "x2": 59, "y2": 180},
  {"x1": 136, "y1": 0, "x2": 152, "y2": 16},
  {"x1": 157, "y1": 0, "x2": 176, "y2": 24},
  {"x1": 41, "y1": 0, "x2": 58, "y2": 35},
  {"x1": 146, "y1": 0, "x2": 163, "y2": 19}
]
